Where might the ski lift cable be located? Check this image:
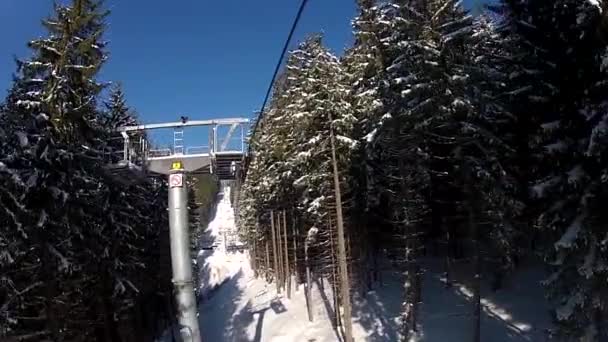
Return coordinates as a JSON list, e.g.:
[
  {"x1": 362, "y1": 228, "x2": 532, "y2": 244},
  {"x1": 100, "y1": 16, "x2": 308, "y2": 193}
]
[{"x1": 249, "y1": 0, "x2": 309, "y2": 148}]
